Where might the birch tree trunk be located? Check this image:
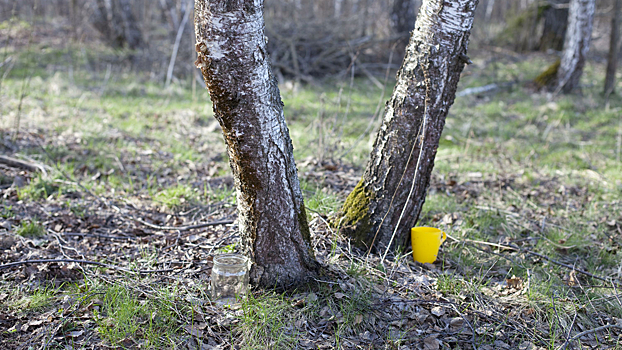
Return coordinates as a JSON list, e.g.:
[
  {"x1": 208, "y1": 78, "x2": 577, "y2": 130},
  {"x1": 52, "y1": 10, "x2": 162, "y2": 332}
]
[
  {"x1": 555, "y1": 0, "x2": 594, "y2": 94},
  {"x1": 194, "y1": 0, "x2": 318, "y2": 289},
  {"x1": 338, "y1": 0, "x2": 479, "y2": 255},
  {"x1": 605, "y1": 0, "x2": 621, "y2": 98}
]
